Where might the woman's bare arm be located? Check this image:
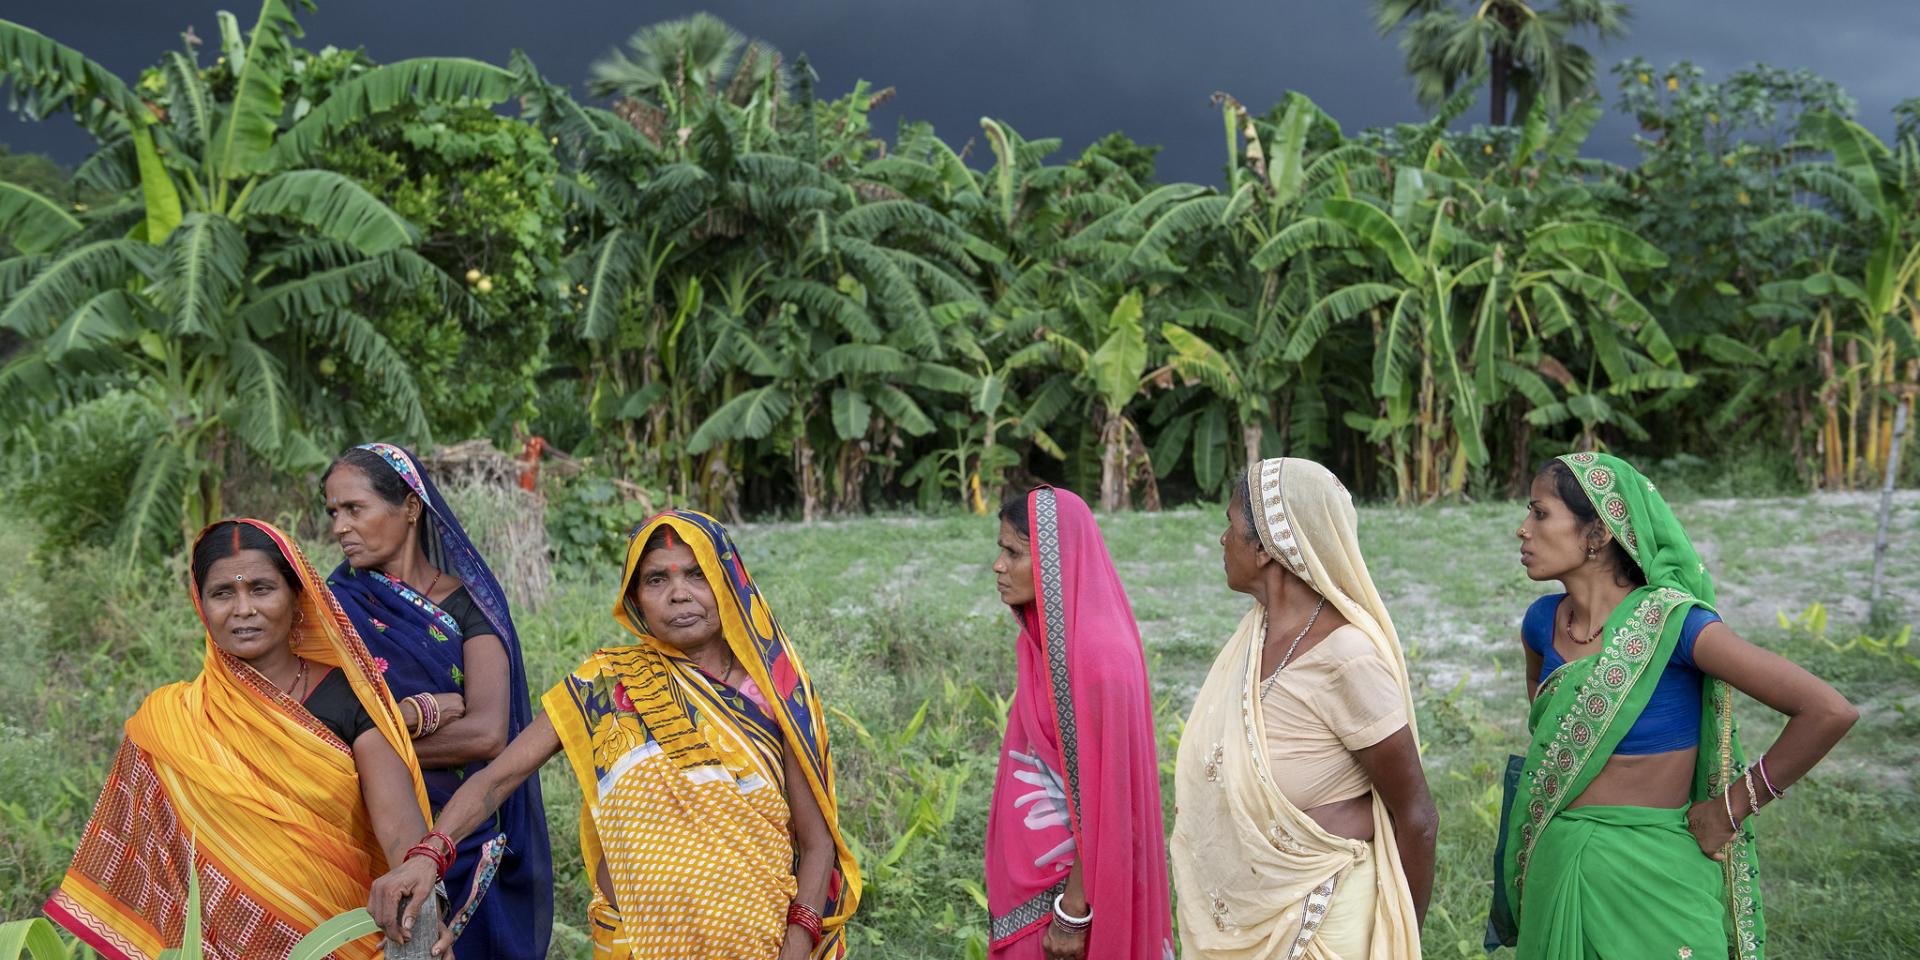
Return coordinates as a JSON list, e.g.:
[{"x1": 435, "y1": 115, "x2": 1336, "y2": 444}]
[
  {"x1": 1354, "y1": 726, "x2": 1438, "y2": 925},
  {"x1": 411, "y1": 634, "x2": 511, "y2": 767},
  {"x1": 352, "y1": 727, "x2": 430, "y2": 868},
  {"x1": 779, "y1": 743, "x2": 837, "y2": 960},
  {"x1": 368, "y1": 712, "x2": 561, "y2": 945},
  {"x1": 1684, "y1": 621, "x2": 1857, "y2": 856}
]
